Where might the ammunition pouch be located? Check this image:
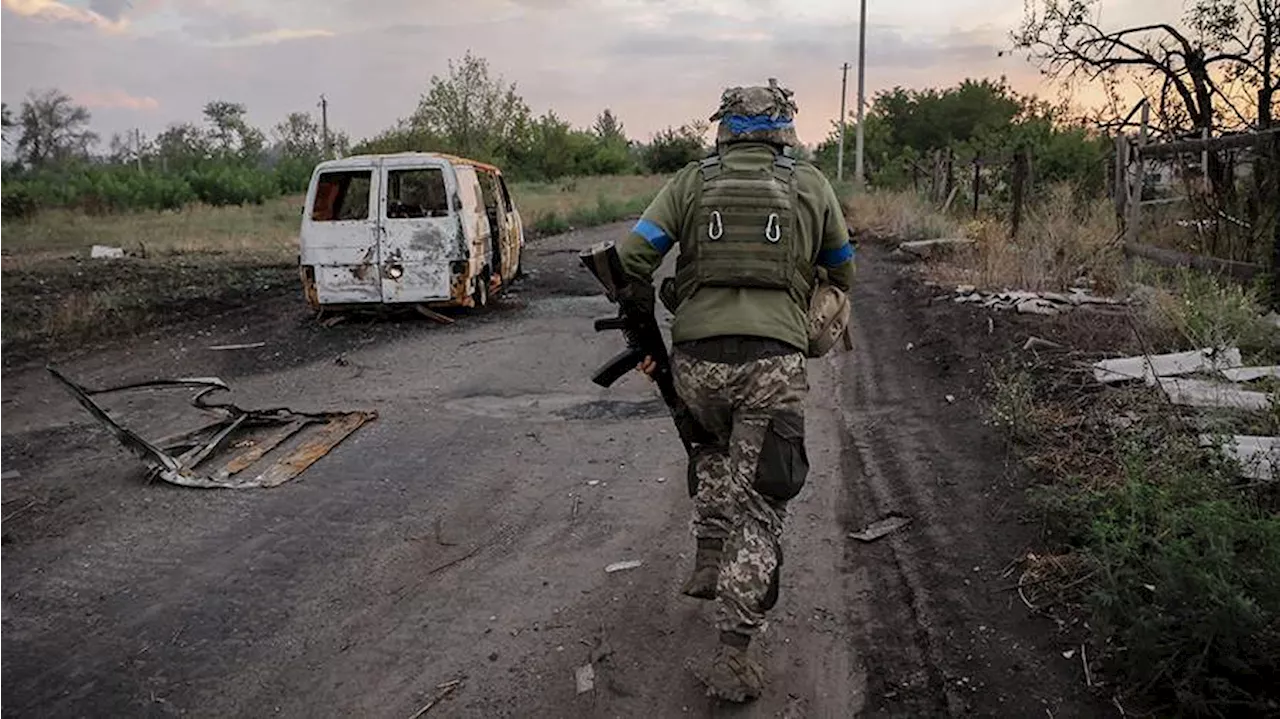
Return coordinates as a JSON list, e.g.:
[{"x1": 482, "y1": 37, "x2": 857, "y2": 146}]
[{"x1": 753, "y1": 411, "x2": 809, "y2": 501}]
